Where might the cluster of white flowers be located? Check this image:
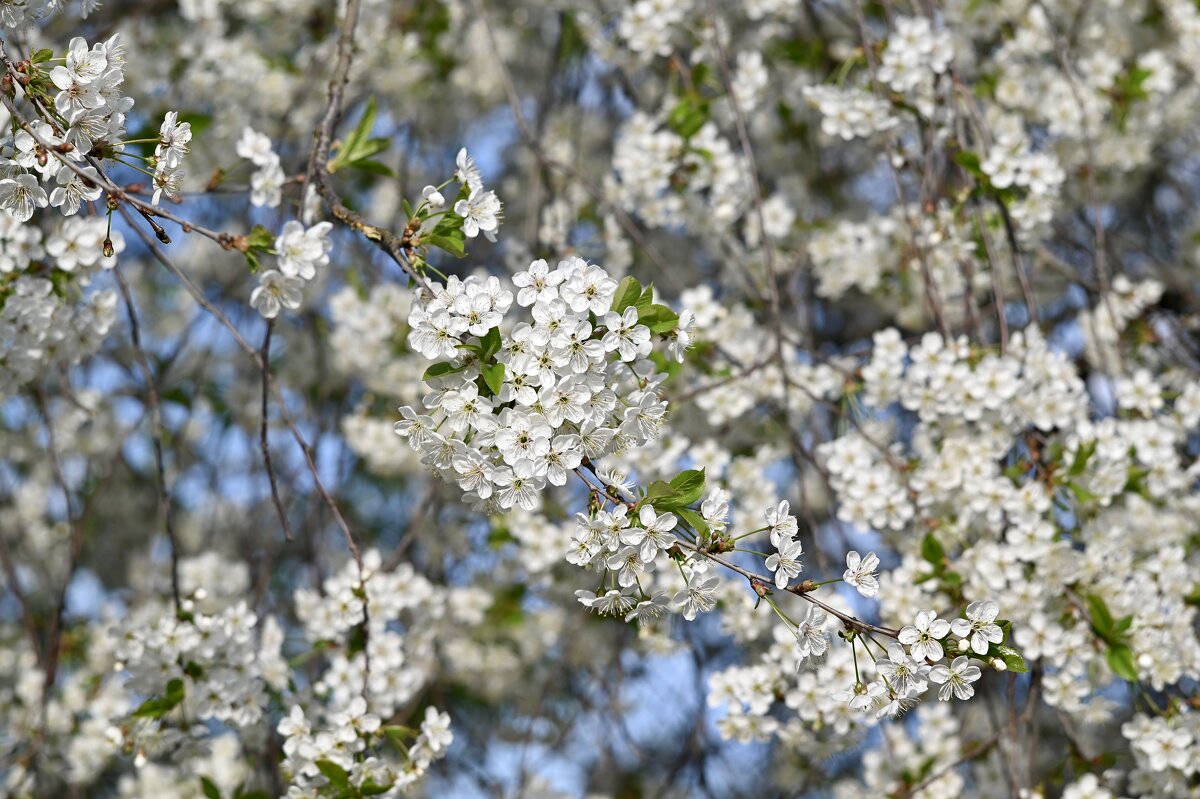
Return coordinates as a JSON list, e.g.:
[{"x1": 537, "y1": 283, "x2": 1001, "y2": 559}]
[
  {"x1": 237, "y1": 127, "x2": 286, "y2": 208},
  {"x1": 249, "y1": 219, "x2": 332, "y2": 319},
  {"x1": 878, "y1": 16, "x2": 954, "y2": 93},
  {"x1": 807, "y1": 217, "x2": 899, "y2": 300},
  {"x1": 277, "y1": 702, "x2": 452, "y2": 797},
  {"x1": 708, "y1": 594, "x2": 1007, "y2": 741},
  {"x1": 610, "y1": 110, "x2": 748, "y2": 226},
  {"x1": 5, "y1": 0, "x2": 1200, "y2": 794},
  {"x1": 0, "y1": 274, "x2": 117, "y2": 395},
  {"x1": 980, "y1": 139, "x2": 1066, "y2": 232},
  {"x1": 395, "y1": 256, "x2": 679, "y2": 512},
  {"x1": 617, "y1": 0, "x2": 691, "y2": 58},
  {"x1": 0, "y1": 37, "x2": 130, "y2": 219},
  {"x1": 801, "y1": 85, "x2": 899, "y2": 141},
  {"x1": 294, "y1": 551, "x2": 450, "y2": 715},
  {"x1": 112, "y1": 599, "x2": 284, "y2": 729},
  {"x1": 1122, "y1": 711, "x2": 1198, "y2": 783},
  {"x1": 567, "y1": 488, "x2": 729, "y2": 624},
  {"x1": 1078, "y1": 275, "x2": 1165, "y2": 370}
]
